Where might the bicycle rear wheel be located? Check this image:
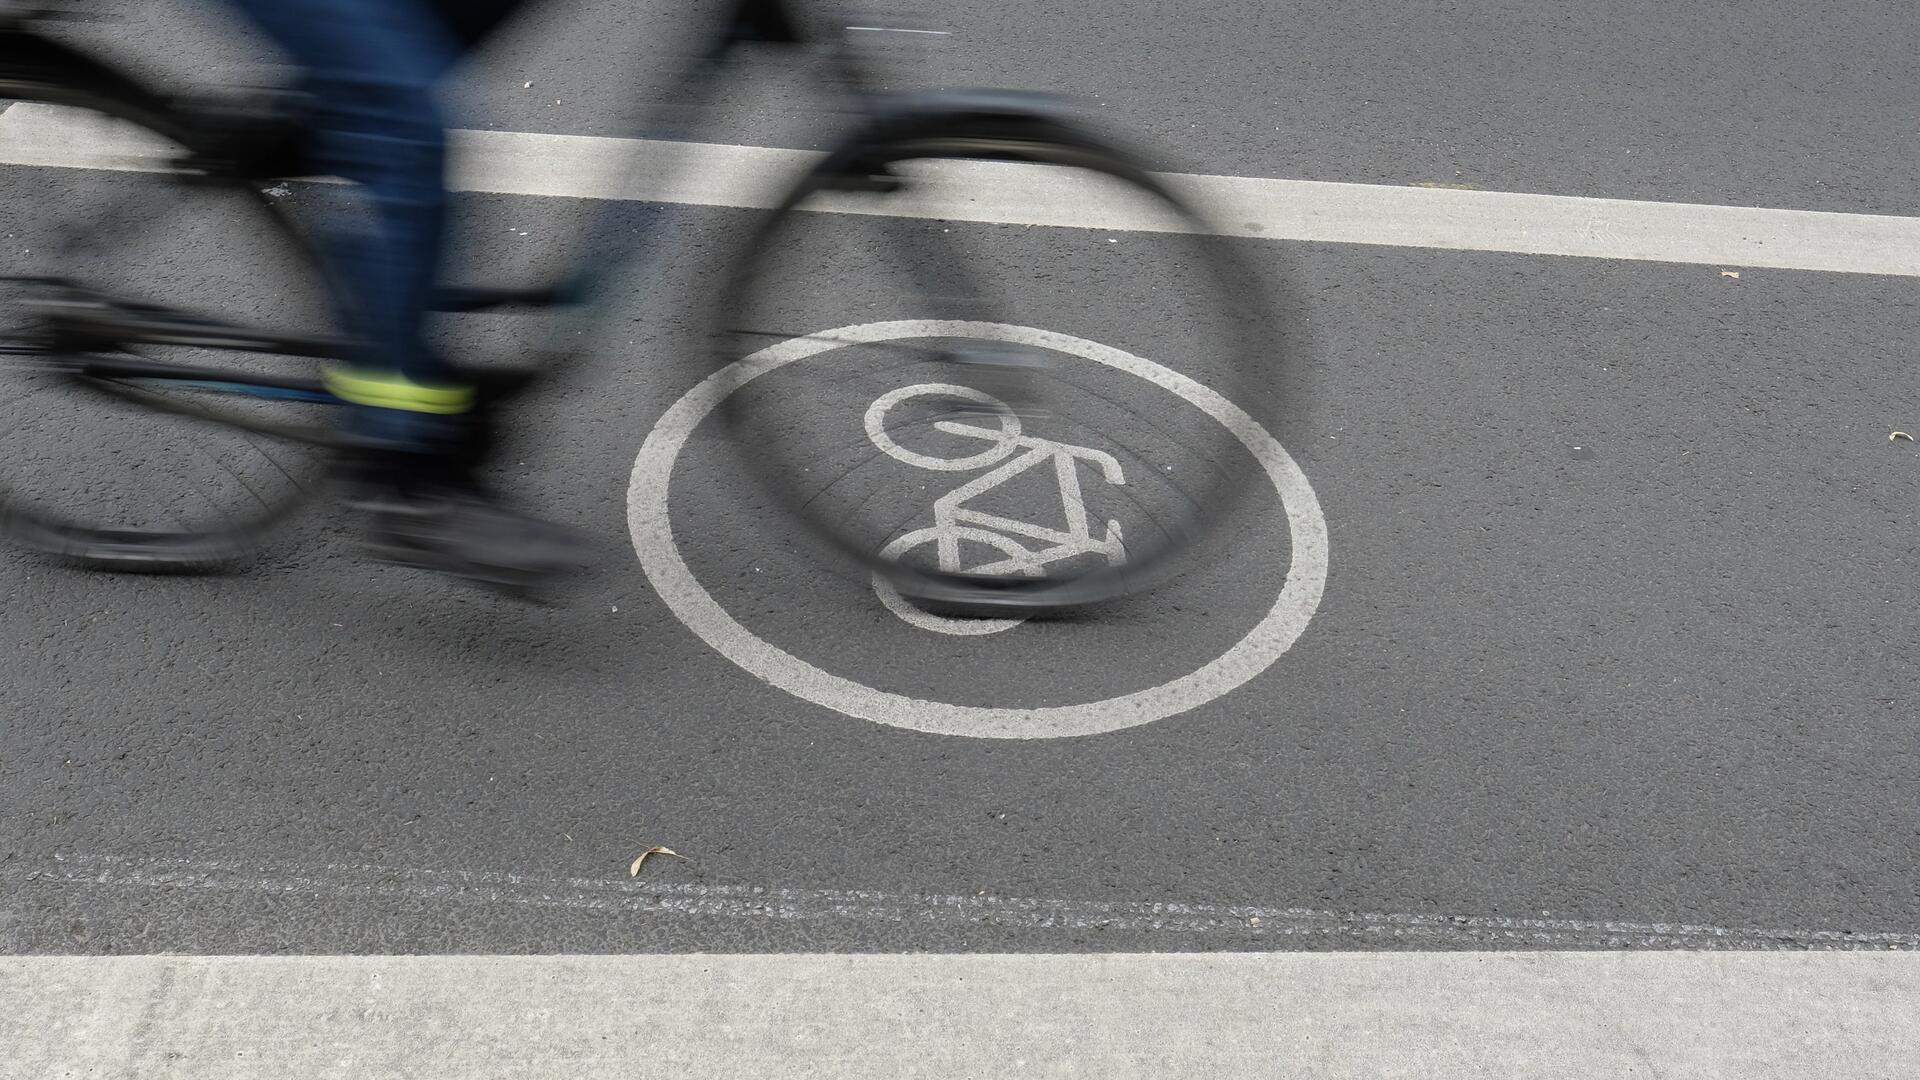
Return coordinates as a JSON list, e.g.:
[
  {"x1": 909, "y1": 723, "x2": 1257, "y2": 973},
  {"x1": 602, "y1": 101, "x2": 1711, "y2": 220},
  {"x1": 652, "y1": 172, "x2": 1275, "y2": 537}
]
[
  {"x1": 0, "y1": 77, "x2": 338, "y2": 569},
  {"x1": 713, "y1": 103, "x2": 1304, "y2": 614}
]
